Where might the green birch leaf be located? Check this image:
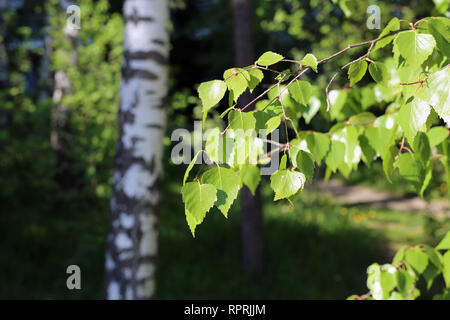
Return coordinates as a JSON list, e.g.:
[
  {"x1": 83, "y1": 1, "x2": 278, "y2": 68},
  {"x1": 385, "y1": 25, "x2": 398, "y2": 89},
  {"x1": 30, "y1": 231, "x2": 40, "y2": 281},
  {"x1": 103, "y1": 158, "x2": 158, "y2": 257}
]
[
  {"x1": 431, "y1": 1, "x2": 450, "y2": 15},
  {"x1": 437, "y1": 231, "x2": 450, "y2": 250},
  {"x1": 434, "y1": 288, "x2": 450, "y2": 300},
  {"x1": 416, "y1": 67, "x2": 450, "y2": 125},
  {"x1": 380, "y1": 266, "x2": 397, "y2": 297},
  {"x1": 288, "y1": 80, "x2": 312, "y2": 105},
  {"x1": 220, "y1": 105, "x2": 235, "y2": 119},
  {"x1": 372, "y1": 17, "x2": 400, "y2": 53},
  {"x1": 290, "y1": 137, "x2": 309, "y2": 168},
  {"x1": 182, "y1": 182, "x2": 217, "y2": 225},
  {"x1": 359, "y1": 134, "x2": 377, "y2": 166},
  {"x1": 201, "y1": 166, "x2": 241, "y2": 218},
  {"x1": 228, "y1": 109, "x2": 256, "y2": 132},
  {"x1": 396, "y1": 269, "x2": 416, "y2": 298},
  {"x1": 443, "y1": 251, "x2": 450, "y2": 287},
  {"x1": 348, "y1": 60, "x2": 368, "y2": 87},
  {"x1": 423, "y1": 245, "x2": 443, "y2": 270},
  {"x1": 328, "y1": 90, "x2": 348, "y2": 120},
  {"x1": 198, "y1": 80, "x2": 227, "y2": 123},
  {"x1": 369, "y1": 62, "x2": 389, "y2": 87},
  {"x1": 348, "y1": 112, "x2": 376, "y2": 125},
  {"x1": 427, "y1": 18, "x2": 450, "y2": 55},
  {"x1": 367, "y1": 264, "x2": 384, "y2": 300},
  {"x1": 204, "y1": 129, "x2": 234, "y2": 164},
  {"x1": 223, "y1": 68, "x2": 250, "y2": 103},
  {"x1": 423, "y1": 263, "x2": 440, "y2": 290},
  {"x1": 388, "y1": 292, "x2": 405, "y2": 300},
  {"x1": 371, "y1": 121, "x2": 398, "y2": 183},
  {"x1": 397, "y1": 153, "x2": 422, "y2": 184},
  {"x1": 270, "y1": 169, "x2": 306, "y2": 201},
  {"x1": 265, "y1": 116, "x2": 281, "y2": 134},
  {"x1": 240, "y1": 165, "x2": 260, "y2": 195},
  {"x1": 254, "y1": 111, "x2": 271, "y2": 131},
  {"x1": 344, "y1": 126, "x2": 360, "y2": 166},
  {"x1": 325, "y1": 140, "x2": 346, "y2": 173},
  {"x1": 248, "y1": 68, "x2": 264, "y2": 91},
  {"x1": 383, "y1": 145, "x2": 398, "y2": 183},
  {"x1": 205, "y1": 128, "x2": 221, "y2": 163},
  {"x1": 306, "y1": 132, "x2": 330, "y2": 164},
  {"x1": 426, "y1": 126, "x2": 449, "y2": 147},
  {"x1": 233, "y1": 133, "x2": 264, "y2": 166},
  {"x1": 183, "y1": 150, "x2": 202, "y2": 185},
  {"x1": 364, "y1": 126, "x2": 392, "y2": 157},
  {"x1": 398, "y1": 98, "x2": 431, "y2": 145},
  {"x1": 280, "y1": 154, "x2": 287, "y2": 170},
  {"x1": 295, "y1": 150, "x2": 315, "y2": 183},
  {"x1": 393, "y1": 31, "x2": 436, "y2": 68},
  {"x1": 256, "y1": 51, "x2": 284, "y2": 66},
  {"x1": 412, "y1": 132, "x2": 431, "y2": 165},
  {"x1": 303, "y1": 96, "x2": 321, "y2": 124},
  {"x1": 405, "y1": 247, "x2": 429, "y2": 274},
  {"x1": 332, "y1": 126, "x2": 360, "y2": 168},
  {"x1": 441, "y1": 140, "x2": 450, "y2": 191},
  {"x1": 299, "y1": 53, "x2": 318, "y2": 72},
  {"x1": 393, "y1": 247, "x2": 405, "y2": 265},
  {"x1": 185, "y1": 209, "x2": 198, "y2": 237},
  {"x1": 275, "y1": 69, "x2": 292, "y2": 81},
  {"x1": 419, "y1": 160, "x2": 433, "y2": 197}
]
